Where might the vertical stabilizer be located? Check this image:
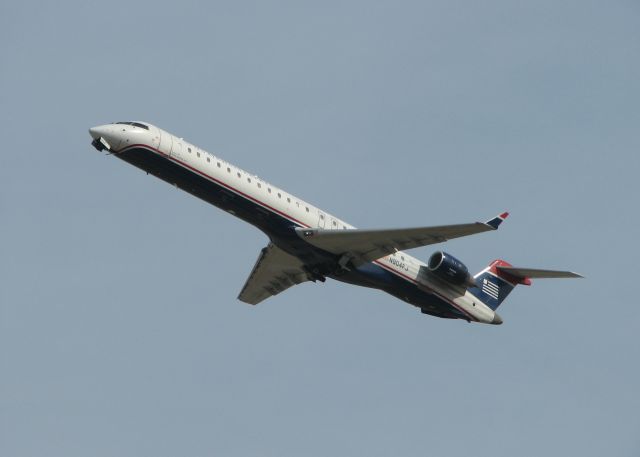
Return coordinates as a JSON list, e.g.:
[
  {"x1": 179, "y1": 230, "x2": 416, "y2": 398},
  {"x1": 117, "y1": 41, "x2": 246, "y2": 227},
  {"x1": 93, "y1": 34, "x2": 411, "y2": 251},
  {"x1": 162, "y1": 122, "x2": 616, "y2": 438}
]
[{"x1": 468, "y1": 260, "x2": 528, "y2": 310}]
